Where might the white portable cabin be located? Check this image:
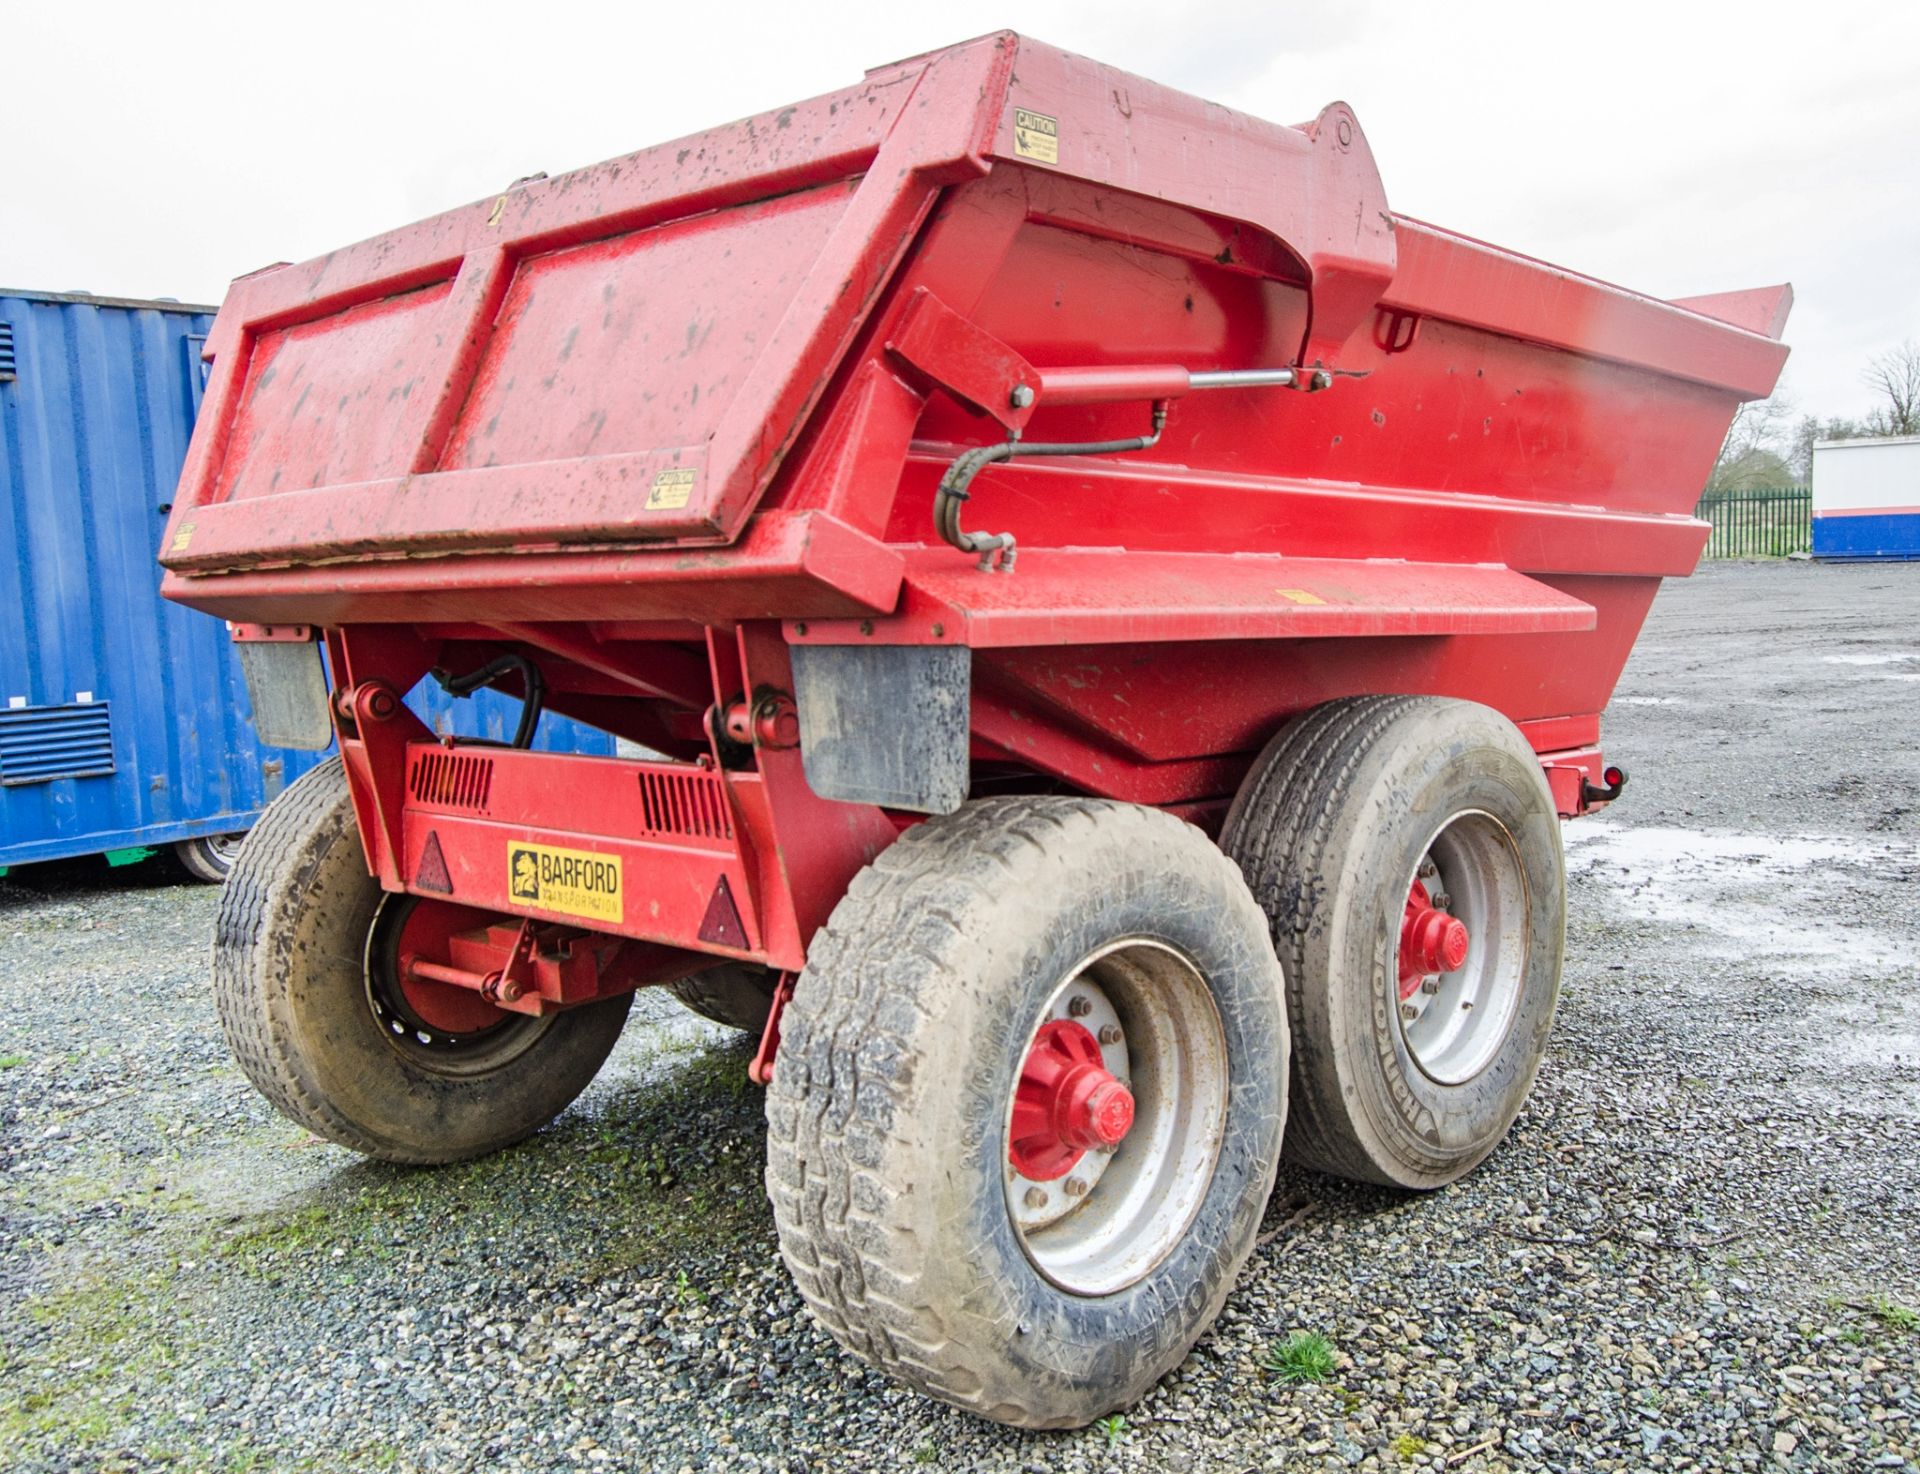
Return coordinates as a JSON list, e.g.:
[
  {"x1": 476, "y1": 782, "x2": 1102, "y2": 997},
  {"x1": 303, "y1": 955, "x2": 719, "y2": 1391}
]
[{"x1": 1812, "y1": 435, "x2": 1920, "y2": 560}]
